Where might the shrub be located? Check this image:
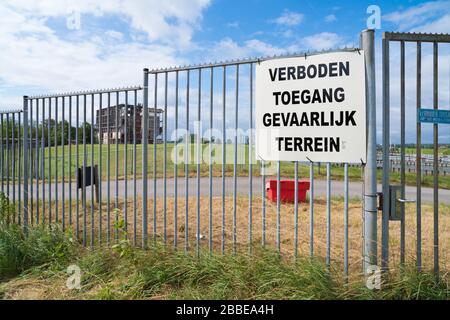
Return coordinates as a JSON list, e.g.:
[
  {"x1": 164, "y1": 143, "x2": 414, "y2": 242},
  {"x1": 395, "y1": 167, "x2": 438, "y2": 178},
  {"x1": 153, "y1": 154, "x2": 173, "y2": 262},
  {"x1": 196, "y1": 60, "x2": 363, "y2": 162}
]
[{"x1": 0, "y1": 194, "x2": 77, "y2": 280}]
